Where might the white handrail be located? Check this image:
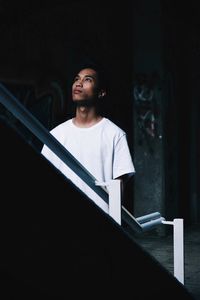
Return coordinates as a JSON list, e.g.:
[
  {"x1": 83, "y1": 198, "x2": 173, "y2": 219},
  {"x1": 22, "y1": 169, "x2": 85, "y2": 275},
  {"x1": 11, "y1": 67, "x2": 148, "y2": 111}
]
[{"x1": 0, "y1": 83, "x2": 185, "y2": 285}]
